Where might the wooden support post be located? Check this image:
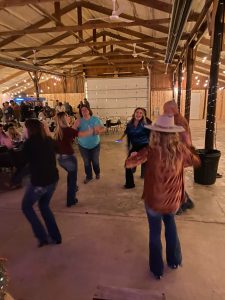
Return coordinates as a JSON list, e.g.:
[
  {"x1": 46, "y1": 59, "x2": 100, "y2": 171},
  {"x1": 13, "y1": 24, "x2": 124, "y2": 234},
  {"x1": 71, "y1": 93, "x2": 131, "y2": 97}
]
[
  {"x1": 77, "y1": 6, "x2": 83, "y2": 40},
  {"x1": 103, "y1": 34, "x2": 106, "y2": 54},
  {"x1": 110, "y1": 45, "x2": 113, "y2": 52},
  {"x1": 62, "y1": 76, "x2": 67, "y2": 94},
  {"x1": 29, "y1": 71, "x2": 41, "y2": 101},
  {"x1": 184, "y1": 42, "x2": 194, "y2": 123},
  {"x1": 205, "y1": 0, "x2": 224, "y2": 150},
  {"x1": 54, "y1": 1, "x2": 61, "y2": 26},
  {"x1": 177, "y1": 62, "x2": 182, "y2": 112},
  {"x1": 147, "y1": 64, "x2": 152, "y2": 119},
  {"x1": 92, "y1": 29, "x2": 97, "y2": 53}
]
